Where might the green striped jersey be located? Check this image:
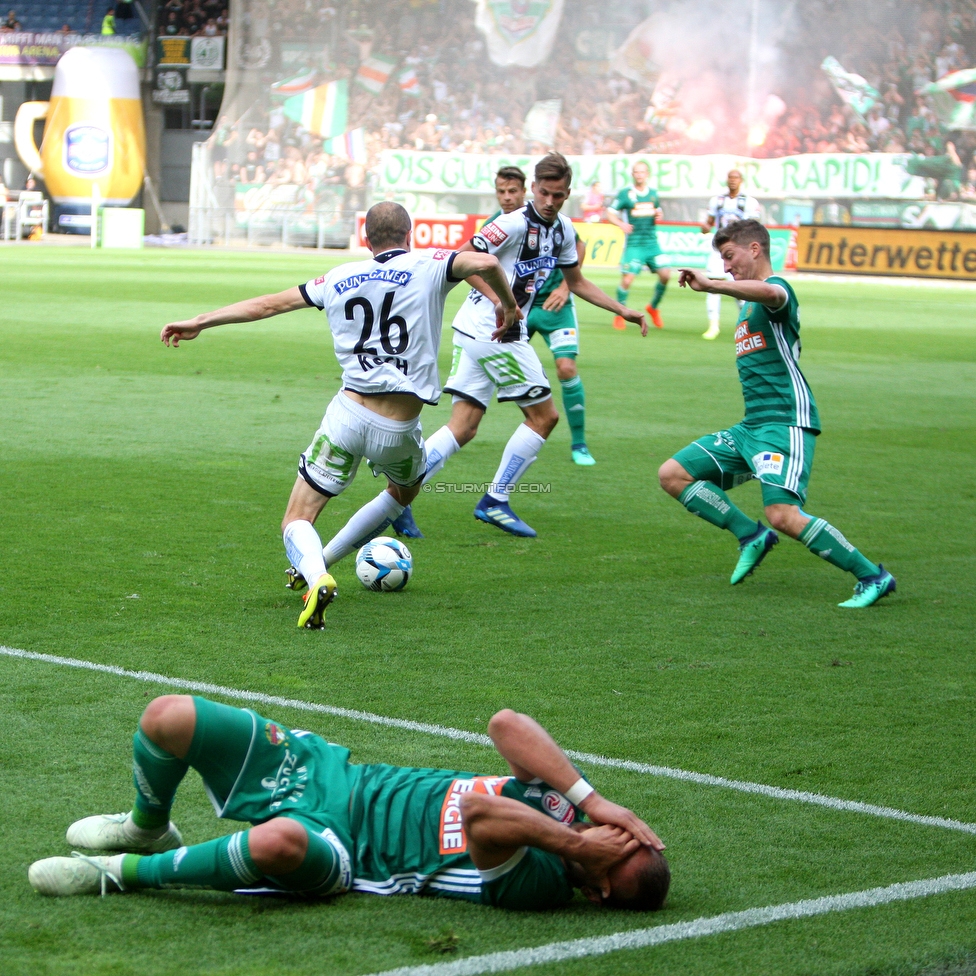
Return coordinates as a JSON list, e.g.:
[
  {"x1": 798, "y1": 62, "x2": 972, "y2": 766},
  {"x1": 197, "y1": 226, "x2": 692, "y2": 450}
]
[
  {"x1": 733, "y1": 276, "x2": 820, "y2": 432},
  {"x1": 611, "y1": 186, "x2": 660, "y2": 245},
  {"x1": 347, "y1": 763, "x2": 578, "y2": 905}
]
